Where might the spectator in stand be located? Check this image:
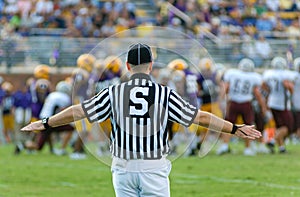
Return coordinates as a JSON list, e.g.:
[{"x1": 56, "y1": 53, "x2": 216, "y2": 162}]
[
  {"x1": 9, "y1": 11, "x2": 21, "y2": 29},
  {"x1": 168, "y1": 17, "x2": 184, "y2": 33},
  {"x1": 266, "y1": 0, "x2": 280, "y2": 12},
  {"x1": 286, "y1": 19, "x2": 300, "y2": 39},
  {"x1": 207, "y1": 0, "x2": 223, "y2": 15},
  {"x1": 255, "y1": 0, "x2": 268, "y2": 16},
  {"x1": 3, "y1": 0, "x2": 18, "y2": 15},
  {"x1": 194, "y1": 3, "x2": 212, "y2": 30},
  {"x1": 118, "y1": 4, "x2": 136, "y2": 29},
  {"x1": 168, "y1": 0, "x2": 186, "y2": 26},
  {"x1": 101, "y1": 19, "x2": 116, "y2": 37},
  {"x1": 279, "y1": 0, "x2": 297, "y2": 11},
  {"x1": 74, "y1": 7, "x2": 93, "y2": 37},
  {"x1": 64, "y1": 20, "x2": 82, "y2": 37},
  {"x1": 255, "y1": 13, "x2": 274, "y2": 34},
  {"x1": 17, "y1": 0, "x2": 32, "y2": 20},
  {"x1": 216, "y1": 25, "x2": 234, "y2": 62},
  {"x1": 273, "y1": 17, "x2": 287, "y2": 35},
  {"x1": 241, "y1": 34, "x2": 263, "y2": 67},
  {"x1": 35, "y1": 0, "x2": 54, "y2": 16},
  {"x1": 255, "y1": 34, "x2": 272, "y2": 66}
]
